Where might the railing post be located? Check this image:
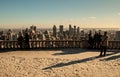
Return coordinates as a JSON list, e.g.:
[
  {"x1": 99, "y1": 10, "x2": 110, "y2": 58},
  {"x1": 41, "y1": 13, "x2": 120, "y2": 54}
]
[{"x1": 0, "y1": 41, "x2": 1, "y2": 49}]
